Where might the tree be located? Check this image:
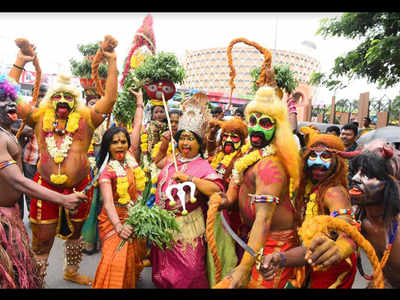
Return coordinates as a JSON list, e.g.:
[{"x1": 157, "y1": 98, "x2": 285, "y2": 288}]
[{"x1": 310, "y1": 13, "x2": 400, "y2": 89}]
